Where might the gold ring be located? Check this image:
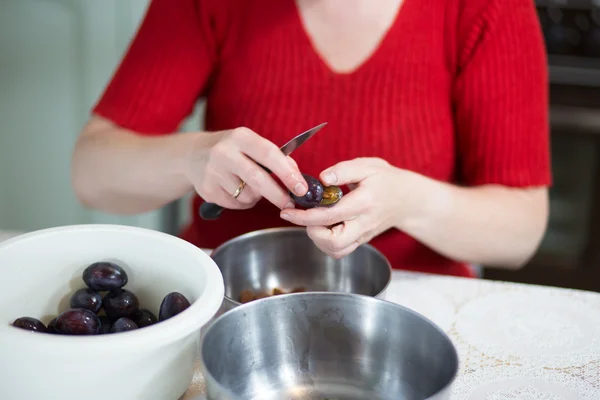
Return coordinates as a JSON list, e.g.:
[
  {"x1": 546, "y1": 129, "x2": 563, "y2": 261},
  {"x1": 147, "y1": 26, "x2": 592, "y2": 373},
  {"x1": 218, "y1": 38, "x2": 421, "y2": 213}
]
[{"x1": 232, "y1": 181, "x2": 246, "y2": 199}]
